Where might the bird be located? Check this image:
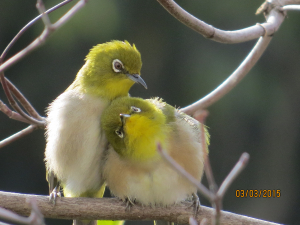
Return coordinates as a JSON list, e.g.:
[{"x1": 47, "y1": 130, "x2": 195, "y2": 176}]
[
  {"x1": 44, "y1": 40, "x2": 147, "y2": 225},
  {"x1": 100, "y1": 96, "x2": 209, "y2": 223}
]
